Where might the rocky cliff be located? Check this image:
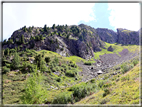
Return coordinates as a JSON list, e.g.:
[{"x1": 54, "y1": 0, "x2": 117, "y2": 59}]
[
  {"x1": 96, "y1": 28, "x2": 118, "y2": 43},
  {"x1": 2, "y1": 24, "x2": 105, "y2": 59},
  {"x1": 96, "y1": 28, "x2": 139, "y2": 45},
  {"x1": 117, "y1": 28, "x2": 139, "y2": 45},
  {"x1": 2, "y1": 24, "x2": 140, "y2": 59}
]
